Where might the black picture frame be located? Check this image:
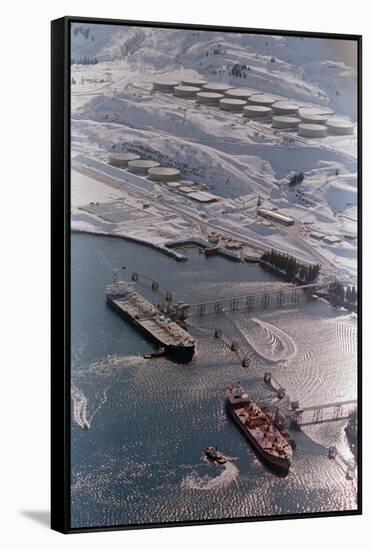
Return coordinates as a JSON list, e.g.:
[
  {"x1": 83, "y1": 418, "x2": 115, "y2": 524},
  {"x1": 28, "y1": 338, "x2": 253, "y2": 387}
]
[{"x1": 51, "y1": 16, "x2": 362, "y2": 534}]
